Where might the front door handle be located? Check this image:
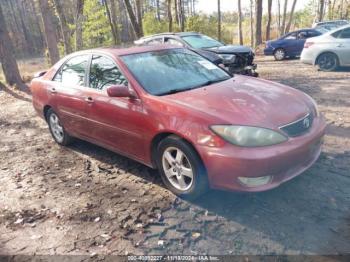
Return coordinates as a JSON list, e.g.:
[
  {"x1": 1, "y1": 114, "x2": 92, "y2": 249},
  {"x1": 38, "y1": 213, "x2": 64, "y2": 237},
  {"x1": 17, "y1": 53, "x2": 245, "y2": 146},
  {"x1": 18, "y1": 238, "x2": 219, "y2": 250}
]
[
  {"x1": 85, "y1": 97, "x2": 94, "y2": 103},
  {"x1": 49, "y1": 88, "x2": 57, "y2": 94}
]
